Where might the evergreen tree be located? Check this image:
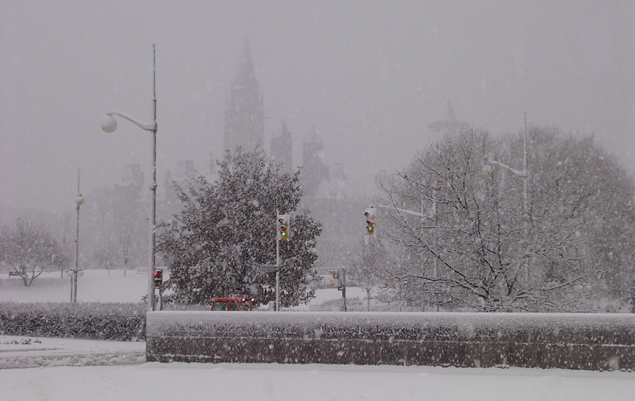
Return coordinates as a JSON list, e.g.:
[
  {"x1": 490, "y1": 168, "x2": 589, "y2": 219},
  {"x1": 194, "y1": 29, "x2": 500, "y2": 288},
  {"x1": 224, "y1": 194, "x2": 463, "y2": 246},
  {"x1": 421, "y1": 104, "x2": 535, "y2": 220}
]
[{"x1": 158, "y1": 148, "x2": 322, "y2": 307}]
